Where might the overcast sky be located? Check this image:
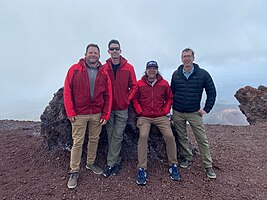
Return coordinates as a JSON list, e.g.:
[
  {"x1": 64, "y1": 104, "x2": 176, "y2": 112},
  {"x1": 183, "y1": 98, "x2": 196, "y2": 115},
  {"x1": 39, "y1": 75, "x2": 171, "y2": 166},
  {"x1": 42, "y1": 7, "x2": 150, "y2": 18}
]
[{"x1": 1, "y1": 0, "x2": 266, "y2": 120}]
